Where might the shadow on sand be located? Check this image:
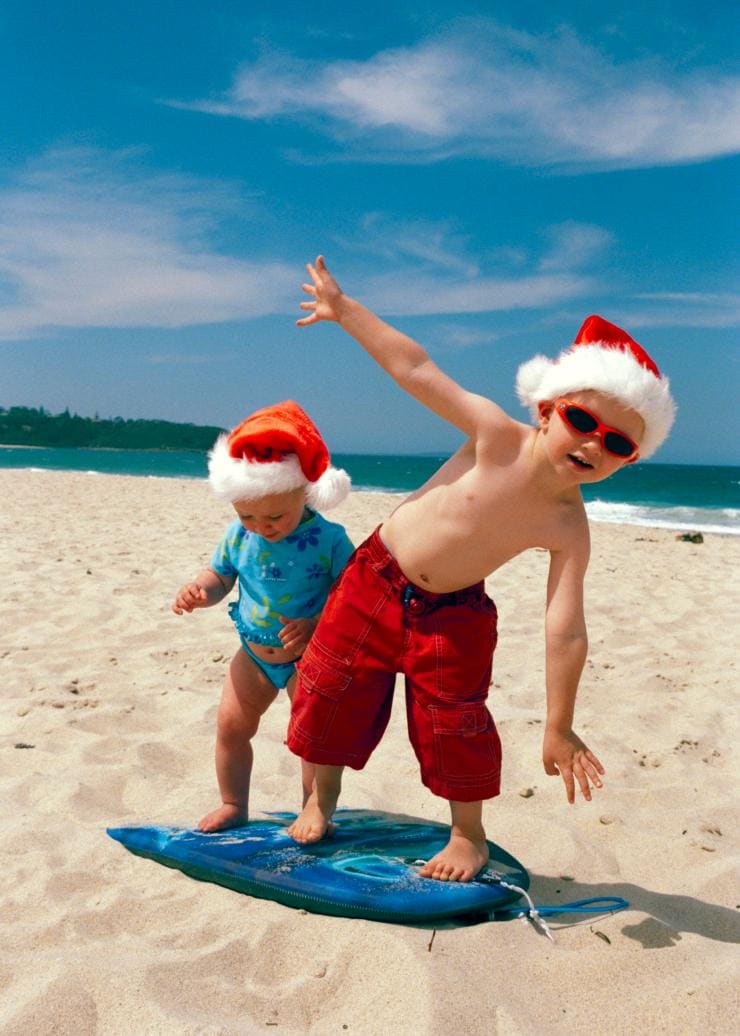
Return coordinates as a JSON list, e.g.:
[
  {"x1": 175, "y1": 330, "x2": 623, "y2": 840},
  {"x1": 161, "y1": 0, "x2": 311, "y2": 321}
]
[{"x1": 495, "y1": 872, "x2": 740, "y2": 947}]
